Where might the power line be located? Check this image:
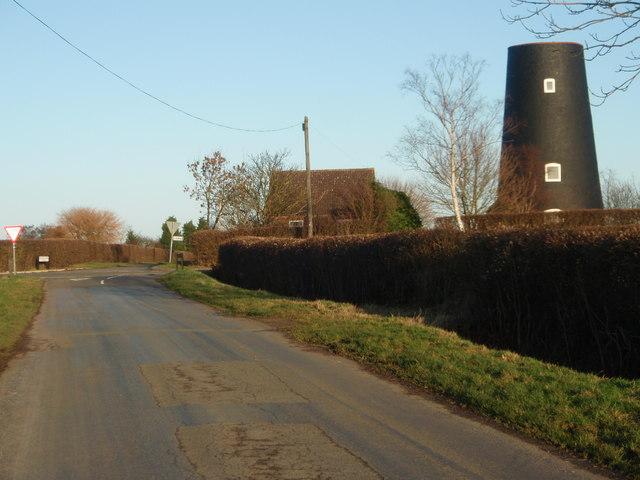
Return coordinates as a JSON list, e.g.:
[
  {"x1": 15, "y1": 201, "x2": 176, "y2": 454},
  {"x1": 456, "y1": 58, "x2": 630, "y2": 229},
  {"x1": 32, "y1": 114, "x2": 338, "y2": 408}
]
[
  {"x1": 9, "y1": 0, "x2": 299, "y2": 133},
  {"x1": 312, "y1": 126, "x2": 362, "y2": 164}
]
